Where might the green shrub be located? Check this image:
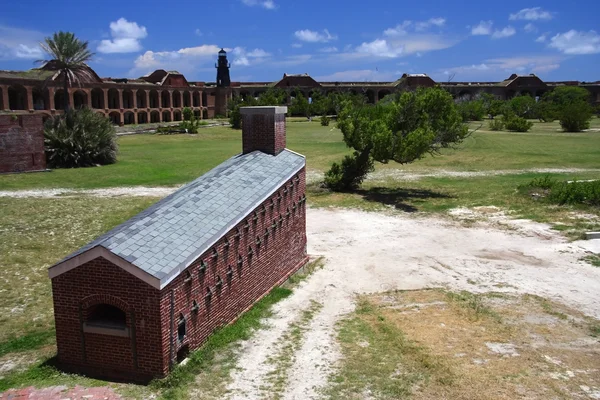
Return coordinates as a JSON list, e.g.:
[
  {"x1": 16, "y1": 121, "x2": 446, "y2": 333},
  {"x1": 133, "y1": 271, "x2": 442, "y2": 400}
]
[
  {"x1": 182, "y1": 107, "x2": 193, "y2": 121},
  {"x1": 324, "y1": 150, "x2": 374, "y2": 191},
  {"x1": 548, "y1": 180, "x2": 600, "y2": 206},
  {"x1": 44, "y1": 109, "x2": 117, "y2": 168},
  {"x1": 527, "y1": 174, "x2": 557, "y2": 190},
  {"x1": 320, "y1": 115, "x2": 330, "y2": 126},
  {"x1": 229, "y1": 106, "x2": 242, "y2": 129},
  {"x1": 558, "y1": 101, "x2": 593, "y2": 132},
  {"x1": 503, "y1": 114, "x2": 533, "y2": 132},
  {"x1": 457, "y1": 100, "x2": 485, "y2": 122},
  {"x1": 488, "y1": 119, "x2": 504, "y2": 131}
]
